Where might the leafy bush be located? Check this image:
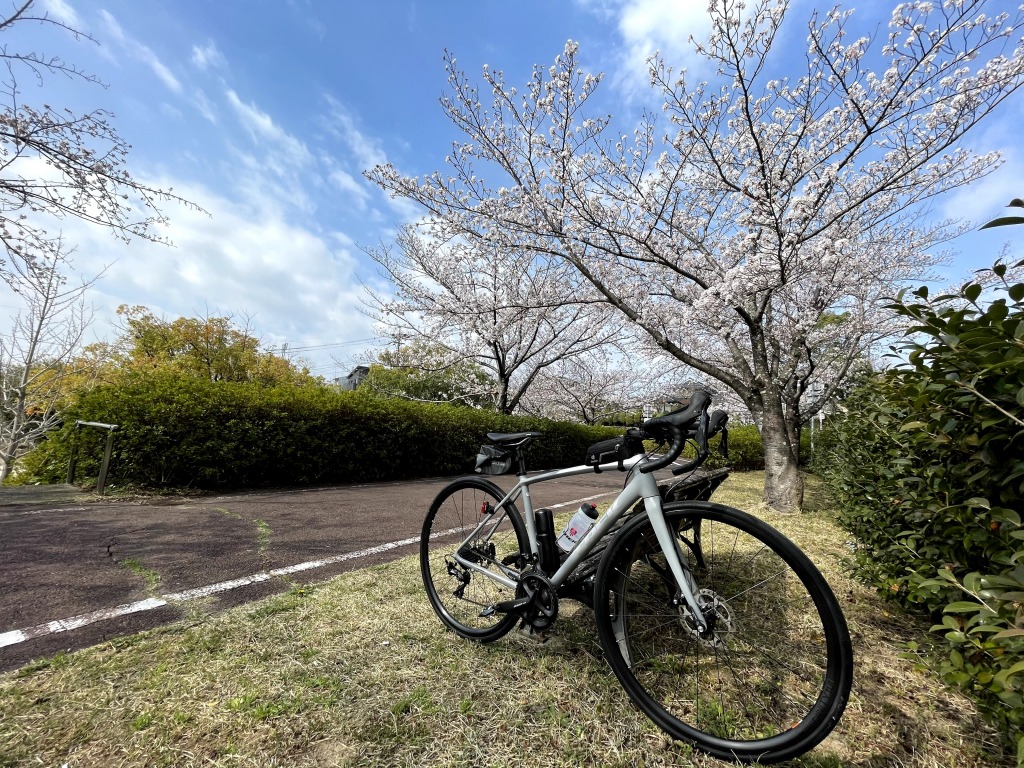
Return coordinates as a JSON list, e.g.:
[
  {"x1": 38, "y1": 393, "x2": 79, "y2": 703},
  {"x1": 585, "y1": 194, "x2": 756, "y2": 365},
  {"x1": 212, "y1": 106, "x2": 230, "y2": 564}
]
[
  {"x1": 16, "y1": 373, "x2": 621, "y2": 490},
  {"x1": 817, "y1": 261, "x2": 1024, "y2": 759}
]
